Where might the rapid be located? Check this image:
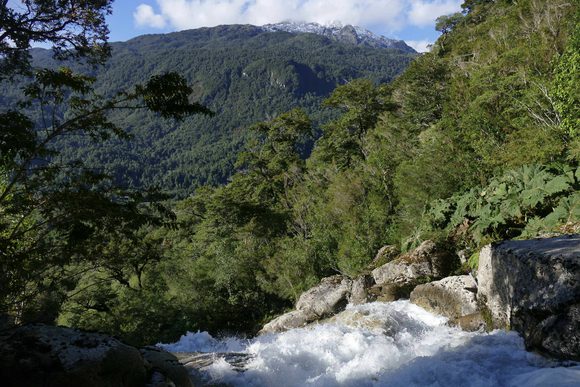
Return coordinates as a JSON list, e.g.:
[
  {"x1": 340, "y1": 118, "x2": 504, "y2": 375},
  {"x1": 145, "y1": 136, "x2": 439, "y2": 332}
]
[{"x1": 158, "y1": 301, "x2": 580, "y2": 387}]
